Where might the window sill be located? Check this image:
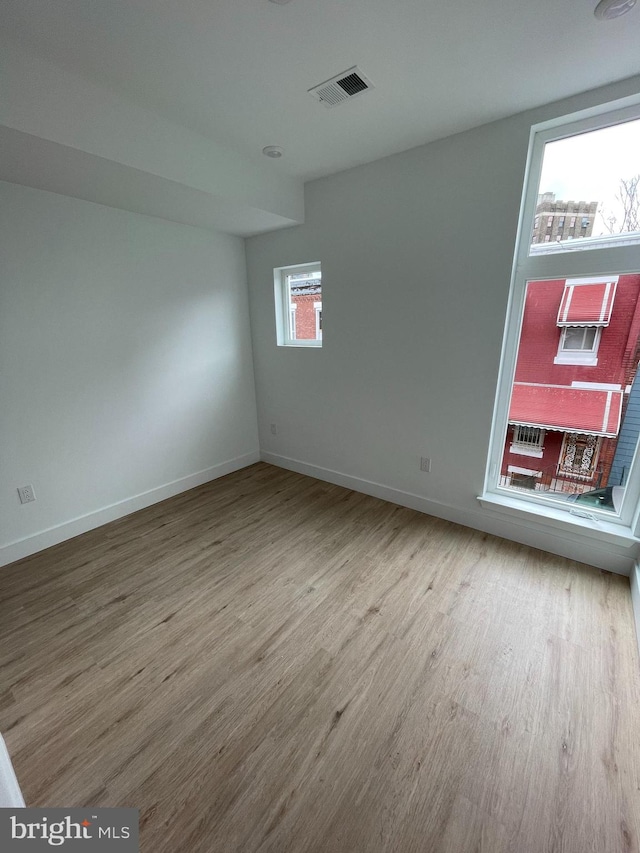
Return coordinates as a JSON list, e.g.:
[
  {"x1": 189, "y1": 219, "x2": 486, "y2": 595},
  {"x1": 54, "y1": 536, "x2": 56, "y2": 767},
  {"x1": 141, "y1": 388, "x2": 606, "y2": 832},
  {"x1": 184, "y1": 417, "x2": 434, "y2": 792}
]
[
  {"x1": 509, "y1": 444, "x2": 544, "y2": 458},
  {"x1": 478, "y1": 492, "x2": 638, "y2": 549},
  {"x1": 553, "y1": 353, "x2": 598, "y2": 366}
]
